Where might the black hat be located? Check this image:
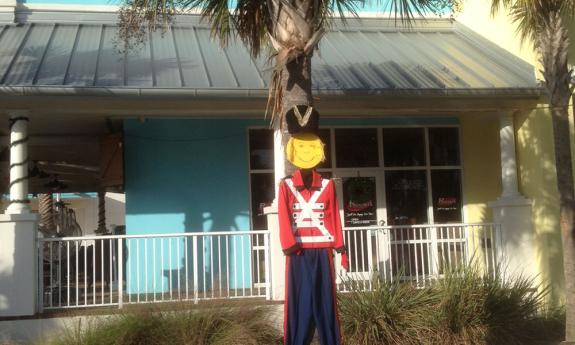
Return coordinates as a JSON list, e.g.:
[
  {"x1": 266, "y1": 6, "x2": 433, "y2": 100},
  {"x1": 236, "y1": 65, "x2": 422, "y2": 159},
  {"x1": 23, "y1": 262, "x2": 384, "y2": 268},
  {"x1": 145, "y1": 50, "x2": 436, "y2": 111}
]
[{"x1": 285, "y1": 105, "x2": 319, "y2": 135}]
